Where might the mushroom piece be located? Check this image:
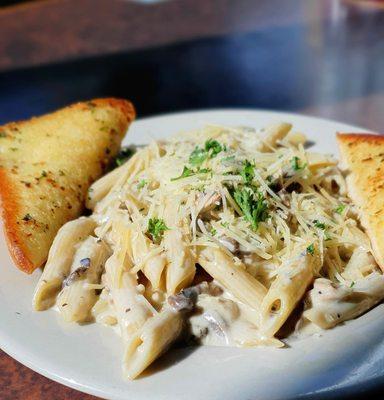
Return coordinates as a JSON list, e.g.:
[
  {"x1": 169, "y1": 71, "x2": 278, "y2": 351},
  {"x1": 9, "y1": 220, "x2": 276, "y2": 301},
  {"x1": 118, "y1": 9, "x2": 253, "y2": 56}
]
[
  {"x1": 63, "y1": 258, "x2": 90, "y2": 287},
  {"x1": 167, "y1": 282, "x2": 210, "y2": 312}
]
